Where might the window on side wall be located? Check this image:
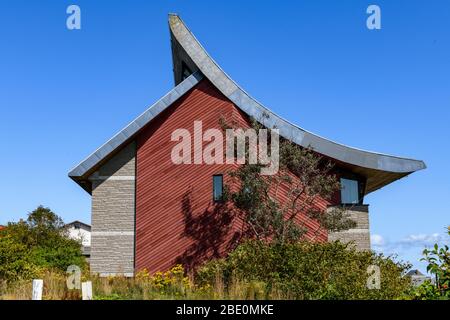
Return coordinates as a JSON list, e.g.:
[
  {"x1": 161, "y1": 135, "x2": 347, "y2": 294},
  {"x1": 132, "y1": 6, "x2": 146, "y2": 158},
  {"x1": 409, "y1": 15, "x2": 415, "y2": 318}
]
[
  {"x1": 340, "y1": 178, "x2": 360, "y2": 204},
  {"x1": 213, "y1": 175, "x2": 223, "y2": 202}
]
